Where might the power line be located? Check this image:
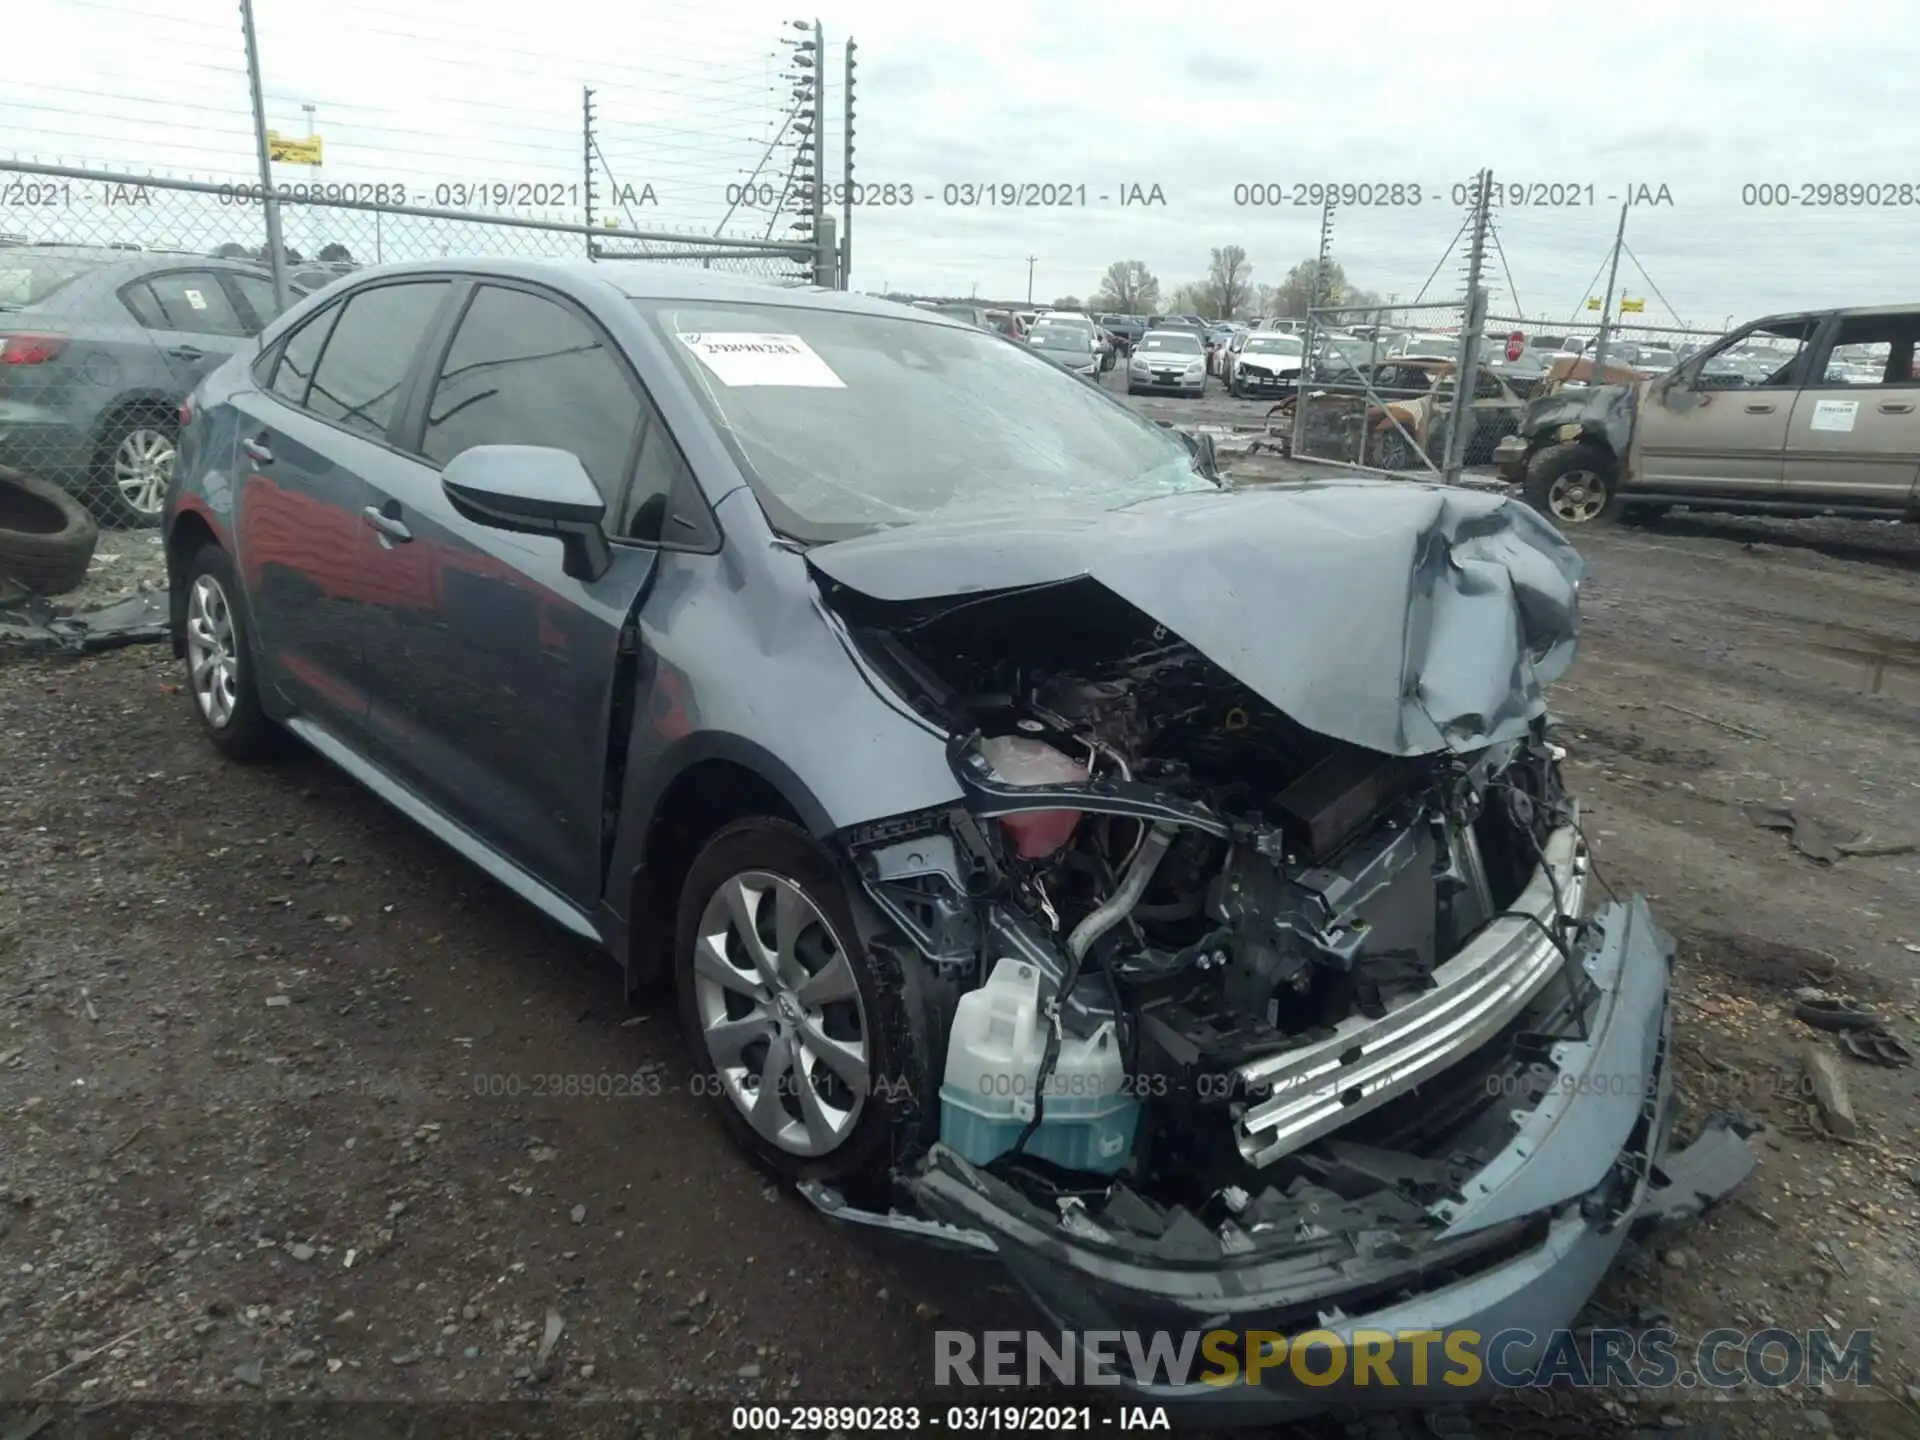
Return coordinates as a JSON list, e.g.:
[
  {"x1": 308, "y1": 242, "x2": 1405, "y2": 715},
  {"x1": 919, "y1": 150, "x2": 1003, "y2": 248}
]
[{"x1": 1621, "y1": 241, "x2": 1689, "y2": 330}]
